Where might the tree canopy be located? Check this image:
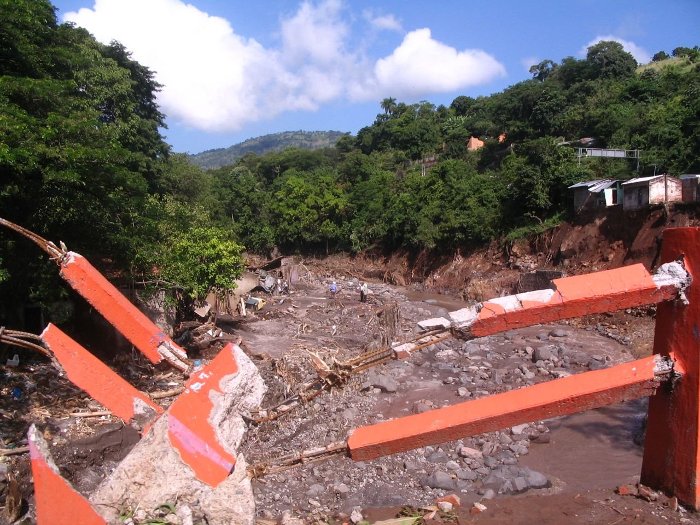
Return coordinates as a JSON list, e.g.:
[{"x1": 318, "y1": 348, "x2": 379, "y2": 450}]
[{"x1": 2, "y1": 14, "x2": 699, "y2": 329}]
